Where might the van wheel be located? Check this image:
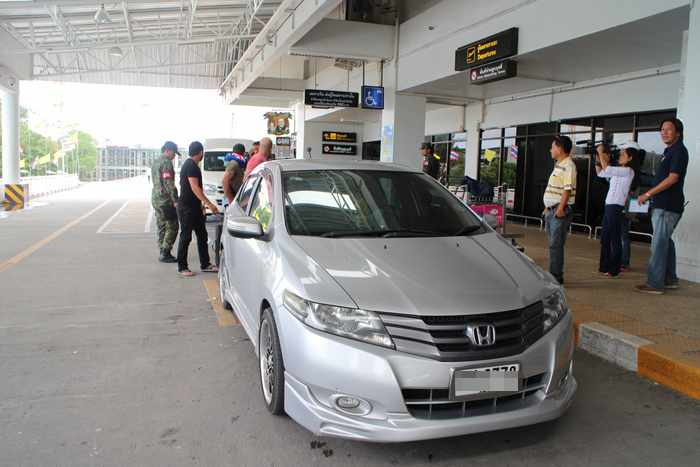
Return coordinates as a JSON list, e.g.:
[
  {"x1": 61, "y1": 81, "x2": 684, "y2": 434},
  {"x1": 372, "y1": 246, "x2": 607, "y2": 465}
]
[
  {"x1": 259, "y1": 308, "x2": 285, "y2": 415},
  {"x1": 218, "y1": 252, "x2": 233, "y2": 311}
]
